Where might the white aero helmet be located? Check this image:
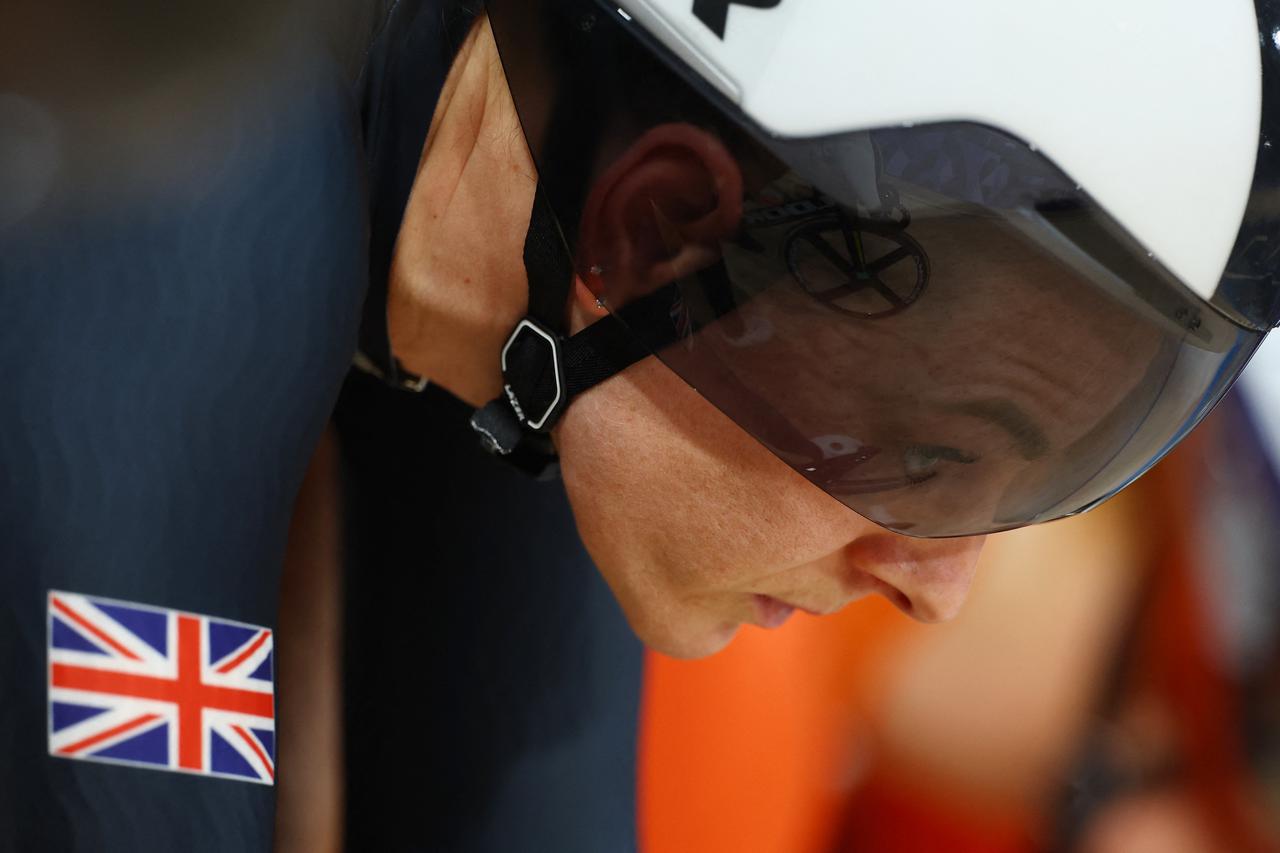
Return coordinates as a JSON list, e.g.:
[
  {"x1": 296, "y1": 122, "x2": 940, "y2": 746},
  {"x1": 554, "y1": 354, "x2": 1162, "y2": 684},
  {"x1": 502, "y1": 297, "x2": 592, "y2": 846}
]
[{"x1": 473, "y1": 0, "x2": 1280, "y2": 537}]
